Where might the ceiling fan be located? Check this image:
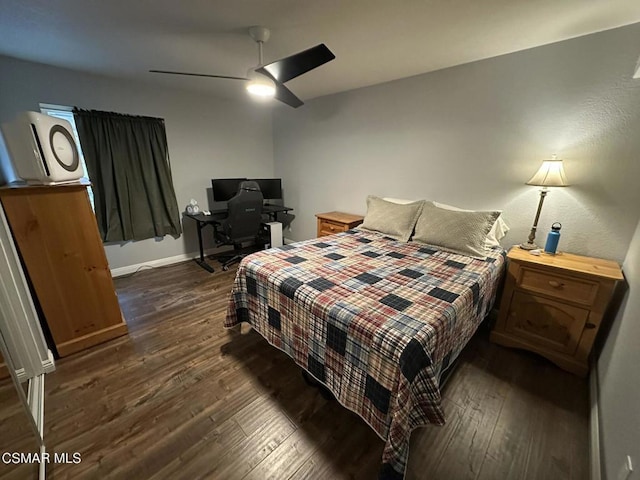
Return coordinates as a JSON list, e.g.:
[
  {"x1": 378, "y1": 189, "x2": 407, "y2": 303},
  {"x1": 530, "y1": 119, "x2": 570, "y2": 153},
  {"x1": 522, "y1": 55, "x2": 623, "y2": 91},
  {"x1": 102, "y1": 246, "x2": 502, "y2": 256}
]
[{"x1": 150, "y1": 26, "x2": 335, "y2": 108}]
